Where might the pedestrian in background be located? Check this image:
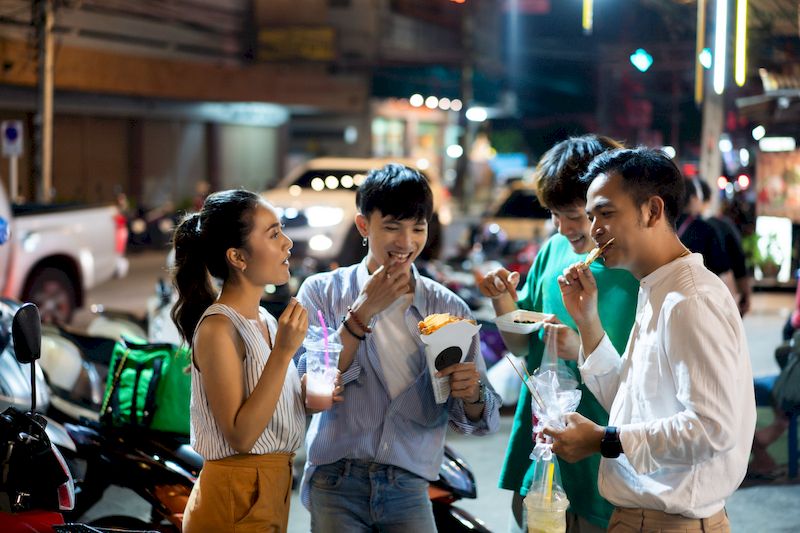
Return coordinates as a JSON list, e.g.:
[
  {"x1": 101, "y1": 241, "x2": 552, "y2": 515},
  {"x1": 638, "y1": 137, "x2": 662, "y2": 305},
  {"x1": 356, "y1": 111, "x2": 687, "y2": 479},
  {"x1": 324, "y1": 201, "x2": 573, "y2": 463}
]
[{"x1": 698, "y1": 179, "x2": 752, "y2": 316}]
